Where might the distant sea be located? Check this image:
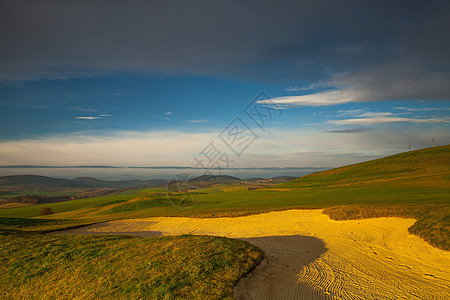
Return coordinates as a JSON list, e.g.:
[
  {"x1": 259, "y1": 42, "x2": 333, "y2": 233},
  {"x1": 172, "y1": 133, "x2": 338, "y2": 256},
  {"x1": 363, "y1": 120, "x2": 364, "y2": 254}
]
[{"x1": 0, "y1": 166, "x2": 330, "y2": 180}]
